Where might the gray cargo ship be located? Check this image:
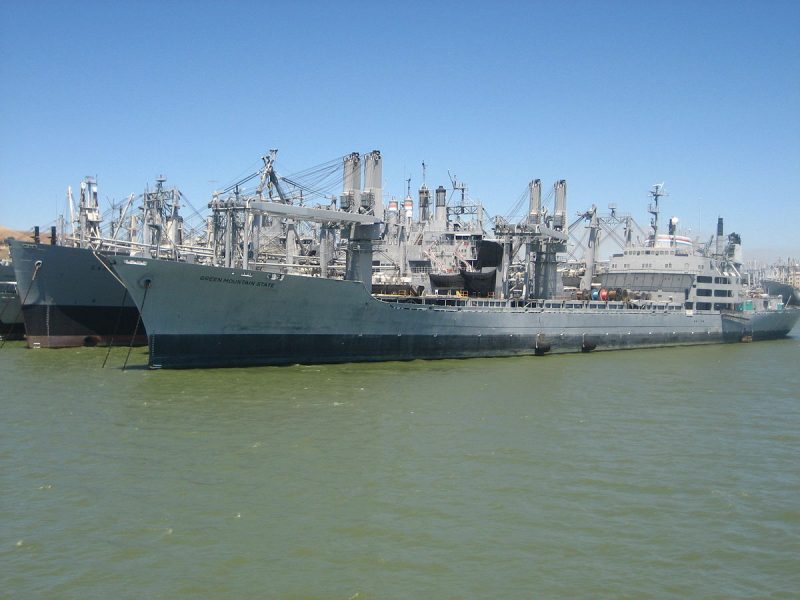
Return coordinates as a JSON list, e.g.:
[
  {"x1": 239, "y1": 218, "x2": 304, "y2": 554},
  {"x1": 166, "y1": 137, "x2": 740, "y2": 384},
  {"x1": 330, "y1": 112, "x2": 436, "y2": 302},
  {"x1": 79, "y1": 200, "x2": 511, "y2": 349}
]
[
  {"x1": 762, "y1": 279, "x2": 800, "y2": 306},
  {"x1": 0, "y1": 262, "x2": 25, "y2": 340},
  {"x1": 106, "y1": 259, "x2": 798, "y2": 369},
  {"x1": 8, "y1": 176, "x2": 195, "y2": 348},
  {"x1": 104, "y1": 184, "x2": 799, "y2": 369},
  {"x1": 10, "y1": 240, "x2": 144, "y2": 347}
]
